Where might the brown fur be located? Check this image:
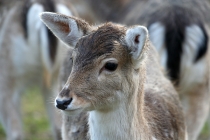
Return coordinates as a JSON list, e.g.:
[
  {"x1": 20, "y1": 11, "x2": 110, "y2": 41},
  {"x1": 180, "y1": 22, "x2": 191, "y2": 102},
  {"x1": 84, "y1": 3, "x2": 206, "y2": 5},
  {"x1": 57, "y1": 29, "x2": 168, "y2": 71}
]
[
  {"x1": 137, "y1": 1, "x2": 210, "y2": 140},
  {"x1": 144, "y1": 44, "x2": 185, "y2": 139},
  {"x1": 42, "y1": 14, "x2": 187, "y2": 140},
  {"x1": 83, "y1": 0, "x2": 210, "y2": 139},
  {"x1": 59, "y1": 49, "x2": 89, "y2": 140}
]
